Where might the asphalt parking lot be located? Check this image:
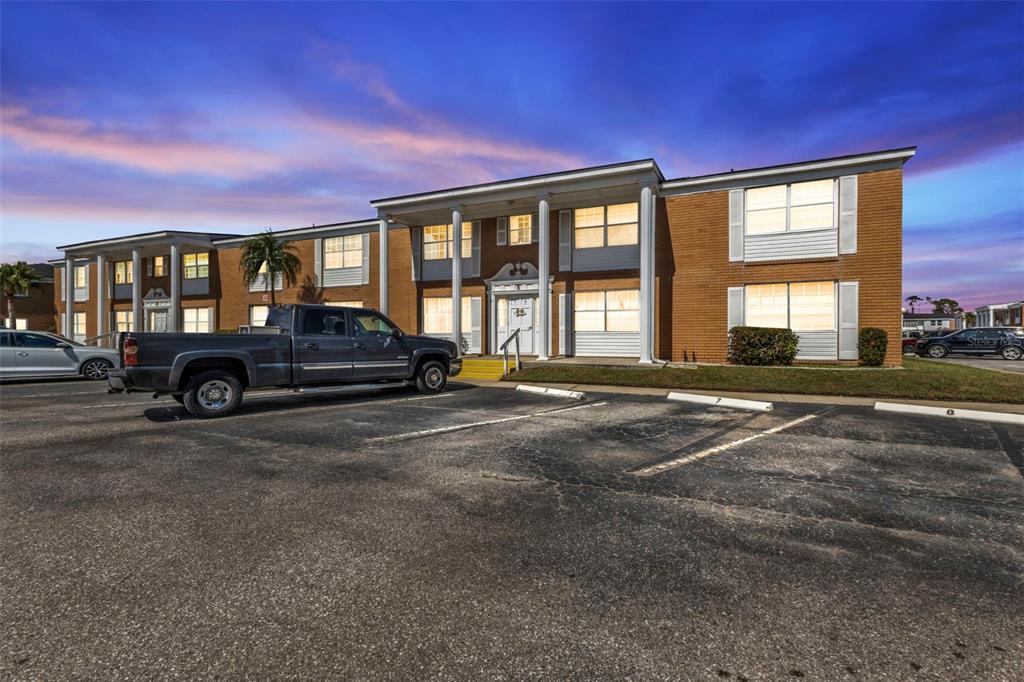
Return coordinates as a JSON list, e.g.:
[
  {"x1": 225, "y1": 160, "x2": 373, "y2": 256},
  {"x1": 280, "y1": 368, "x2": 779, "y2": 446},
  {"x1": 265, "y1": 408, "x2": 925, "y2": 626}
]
[{"x1": 1, "y1": 379, "x2": 1022, "y2": 680}]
